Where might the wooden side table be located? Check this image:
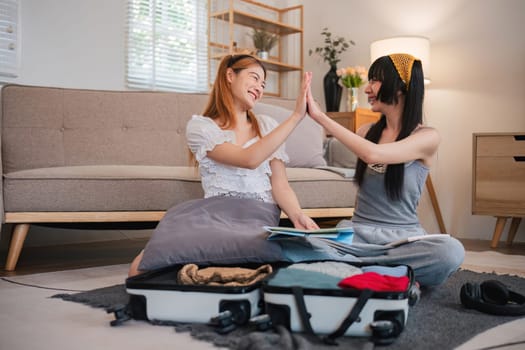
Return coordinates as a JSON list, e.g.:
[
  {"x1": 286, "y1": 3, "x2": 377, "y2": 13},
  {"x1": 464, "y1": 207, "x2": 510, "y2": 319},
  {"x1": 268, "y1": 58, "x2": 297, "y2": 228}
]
[
  {"x1": 326, "y1": 108, "x2": 381, "y2": 136},
  {"x1": 472, "y1": 132, "x2": 525, "y2": 247},
  {"x1": 326, "y1": 108, "x2": 447, "y2": 234}
]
